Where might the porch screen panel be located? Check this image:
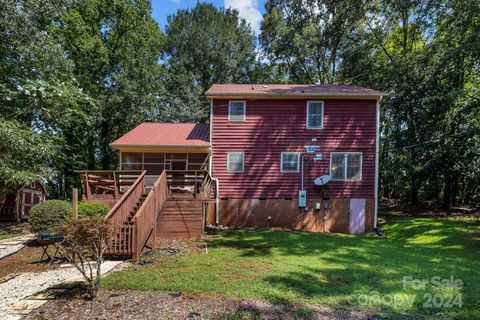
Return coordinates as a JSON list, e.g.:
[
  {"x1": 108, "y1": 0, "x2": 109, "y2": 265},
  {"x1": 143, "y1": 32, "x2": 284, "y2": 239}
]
[
  {"x1": 121, "y1": 152, "x2": 143, "y2": 171},
  {"x1": 166, "y1": 153, "x2": 187, "y2": 160},
  {"x1": 143, "y1": 153, "x2": 165, "y2": 175},
  {"x1": 188, "y1": 153, "x2": 209, "y2": 170}
]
